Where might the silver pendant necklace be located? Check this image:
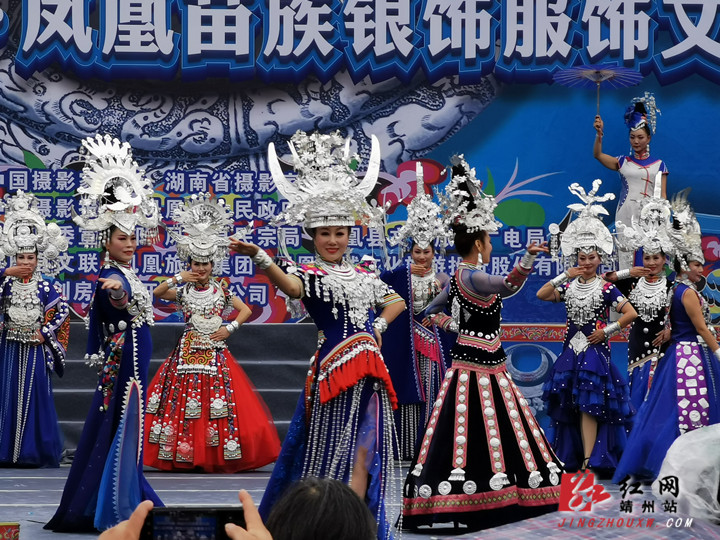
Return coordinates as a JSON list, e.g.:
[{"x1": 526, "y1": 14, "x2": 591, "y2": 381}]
[
  {"x1": 411, "y1": 270, "x2": 439, "y2": 314},
  {"x1": 6, "y1": 275, "x2": 43, "y2": 343},
  {"x1": 566, "y1": 277, "x2": 604, "y2": 327},
  {"x1": 630, "y1": 276, "x2": 667, "y2": 322}
]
